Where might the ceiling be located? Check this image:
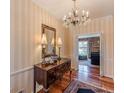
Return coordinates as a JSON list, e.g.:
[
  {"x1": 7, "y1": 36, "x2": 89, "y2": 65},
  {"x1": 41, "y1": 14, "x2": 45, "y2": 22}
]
[{"x1": 32, "y1": 0, "x2": 114, "y2": 20}]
